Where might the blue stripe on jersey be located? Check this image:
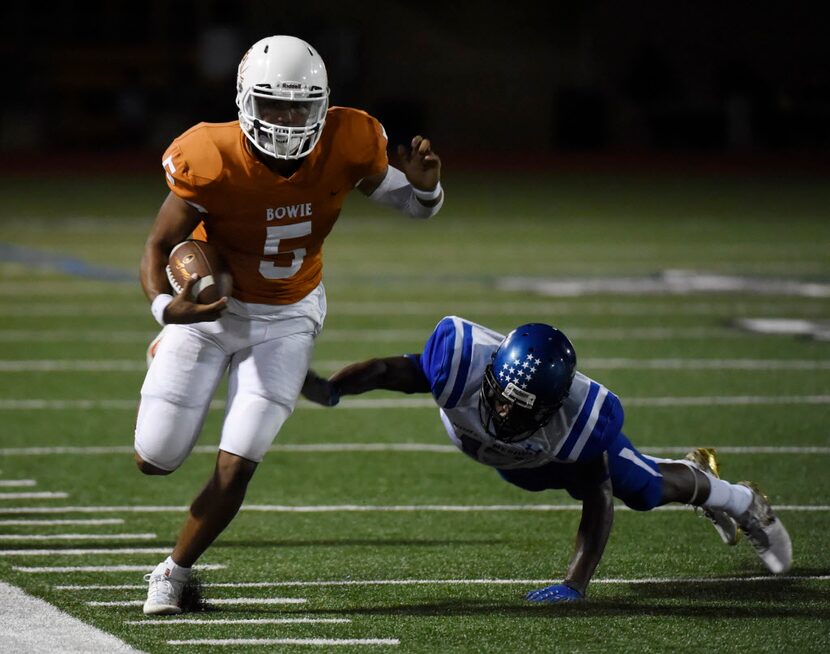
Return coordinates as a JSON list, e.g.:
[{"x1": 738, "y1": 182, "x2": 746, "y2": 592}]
[
  {"x1": 556, "y1": 381, "x2": 600, "y2": 460},
  {"x1": 571, "y1": 391, "x2": 615, "y2": 461},
  {"x1": 591, "y1": 392, "x2": 614, "y2": 440},
  {"x1": 445, "y1": 321, "x2": 474, "y2": 409}
]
